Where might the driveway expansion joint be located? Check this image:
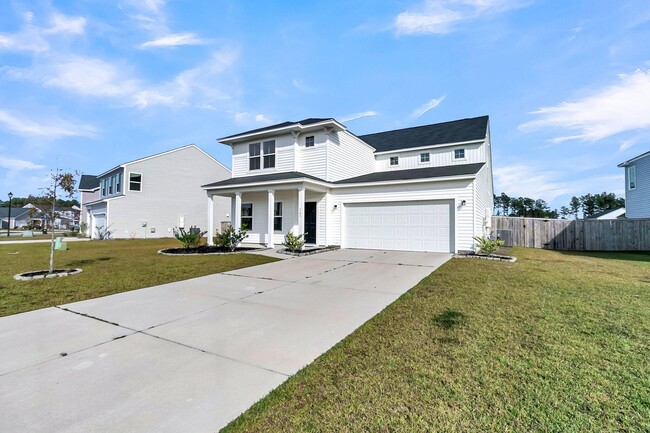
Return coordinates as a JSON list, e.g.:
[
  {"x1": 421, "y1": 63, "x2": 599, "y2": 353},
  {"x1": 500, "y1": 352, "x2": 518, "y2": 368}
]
[{"x1": 56, "y1": 306, "x2": 123, "y2": 328}]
